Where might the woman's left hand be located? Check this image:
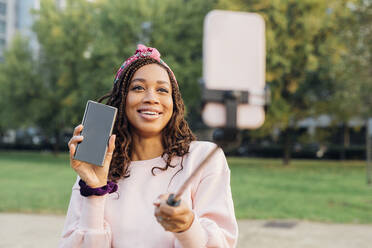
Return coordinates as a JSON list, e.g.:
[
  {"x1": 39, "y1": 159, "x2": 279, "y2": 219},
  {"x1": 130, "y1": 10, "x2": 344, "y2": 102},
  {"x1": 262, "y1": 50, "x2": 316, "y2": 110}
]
[{"x1": 153, "y1": 194, "x2": 195, "y2": 233}]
